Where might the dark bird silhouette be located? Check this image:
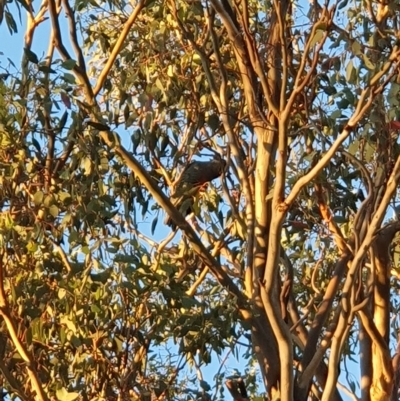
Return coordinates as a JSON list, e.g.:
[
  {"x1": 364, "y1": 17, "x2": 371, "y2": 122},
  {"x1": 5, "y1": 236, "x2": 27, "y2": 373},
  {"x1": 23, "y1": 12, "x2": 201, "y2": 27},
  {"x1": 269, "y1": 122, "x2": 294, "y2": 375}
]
[{"x1": 165, "y1": 158, "x2": 226, "y2": 227}]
